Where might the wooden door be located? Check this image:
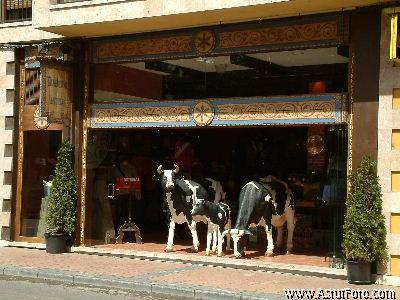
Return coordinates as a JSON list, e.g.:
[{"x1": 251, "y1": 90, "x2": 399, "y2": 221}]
[{"x1": 14, "y1": 62, "x2": 72, "y2": 242}]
